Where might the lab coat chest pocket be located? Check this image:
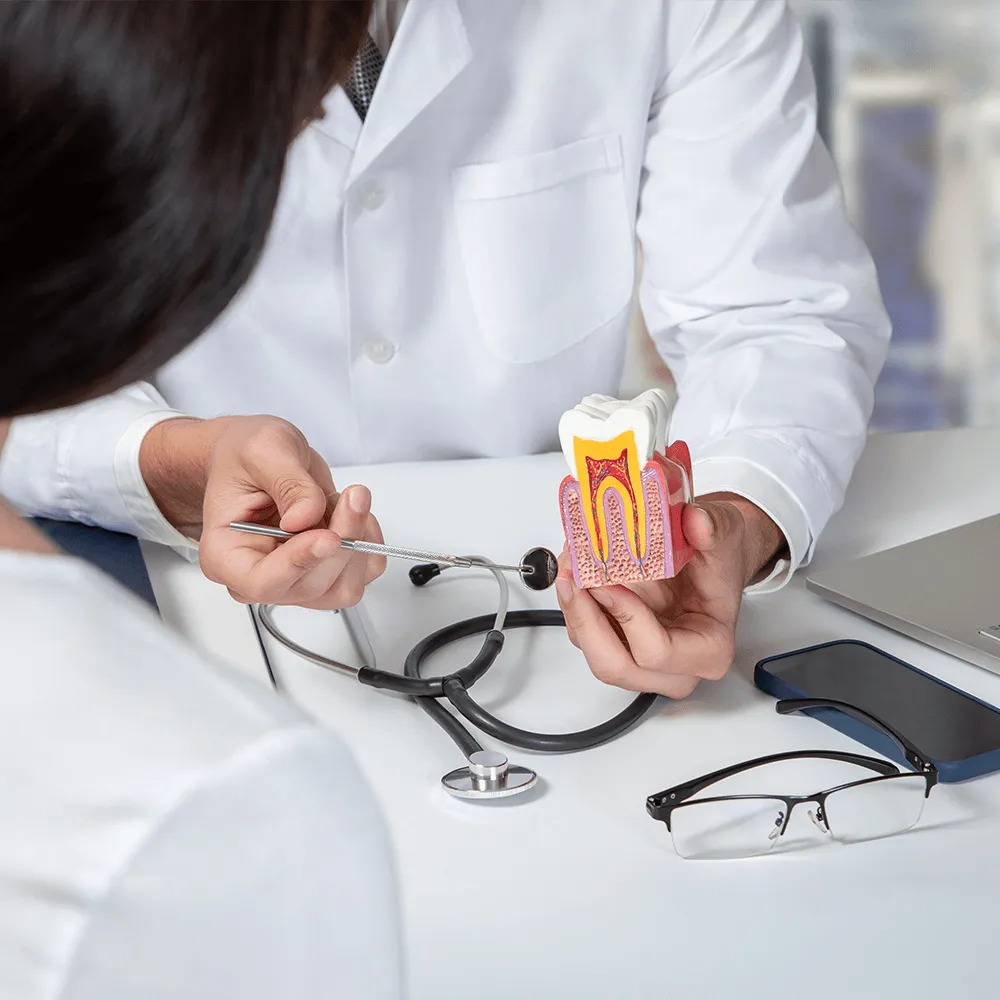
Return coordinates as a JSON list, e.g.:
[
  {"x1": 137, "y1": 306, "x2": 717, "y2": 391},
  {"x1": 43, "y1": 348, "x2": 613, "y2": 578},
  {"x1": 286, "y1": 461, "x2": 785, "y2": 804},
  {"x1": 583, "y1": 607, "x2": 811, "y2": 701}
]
[{"x1": 453, "y1": 135, "x2": 634, "y2": 364}]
